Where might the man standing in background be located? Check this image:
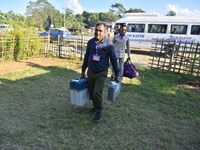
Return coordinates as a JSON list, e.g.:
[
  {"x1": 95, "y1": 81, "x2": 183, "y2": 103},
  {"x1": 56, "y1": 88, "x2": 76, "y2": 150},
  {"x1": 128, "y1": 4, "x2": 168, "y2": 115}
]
[
  {"x1": 107, "y1": 27, "x2": 114, "y2": 41},
  {"x1": 112, "y1": 24, "x2": 130, "y2": 82}
]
